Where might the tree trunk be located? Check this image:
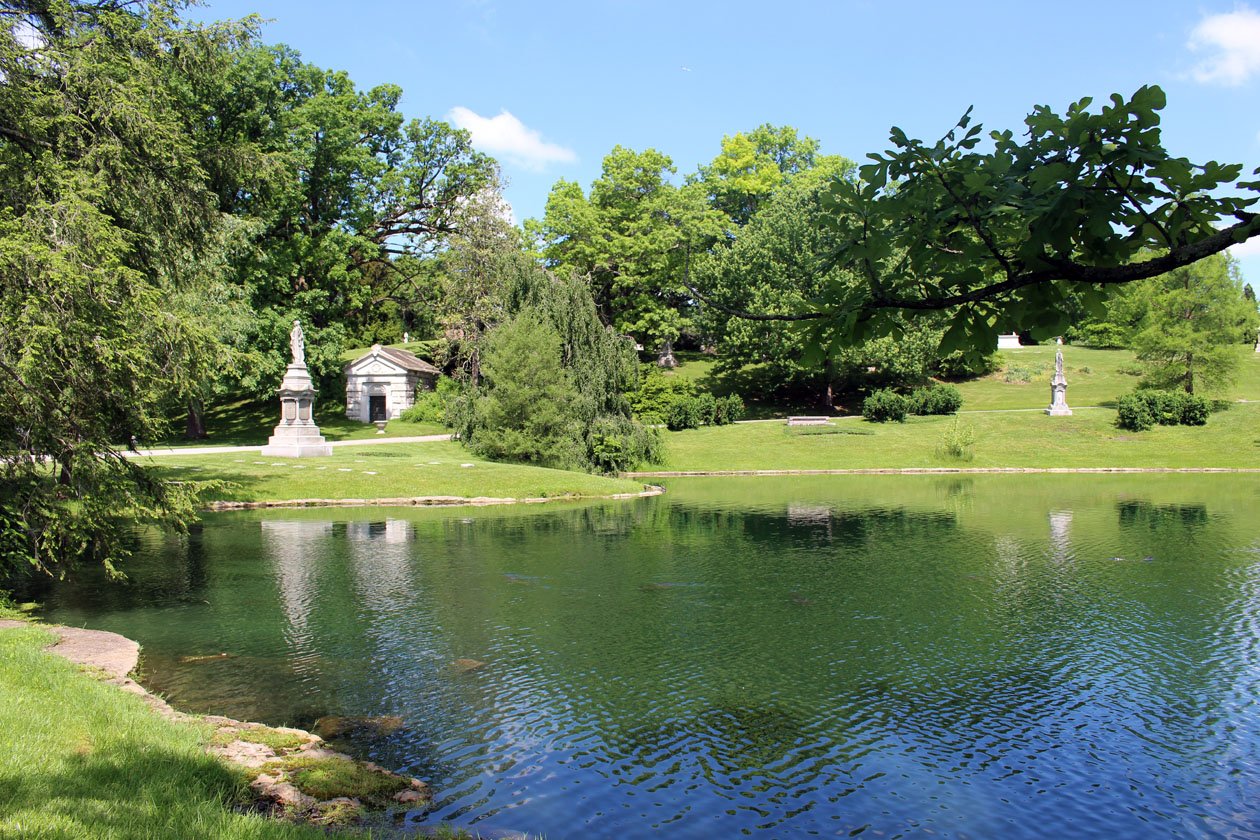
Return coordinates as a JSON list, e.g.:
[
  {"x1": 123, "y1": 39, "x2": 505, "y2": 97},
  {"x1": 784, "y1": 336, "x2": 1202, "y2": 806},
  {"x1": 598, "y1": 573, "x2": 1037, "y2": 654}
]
[
  {"x1": 185, "y1": 398, "x2": 207, "y2": 440},
  {"x1": 820, "y1": 359, "x2": 835, "y2": 412}
]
